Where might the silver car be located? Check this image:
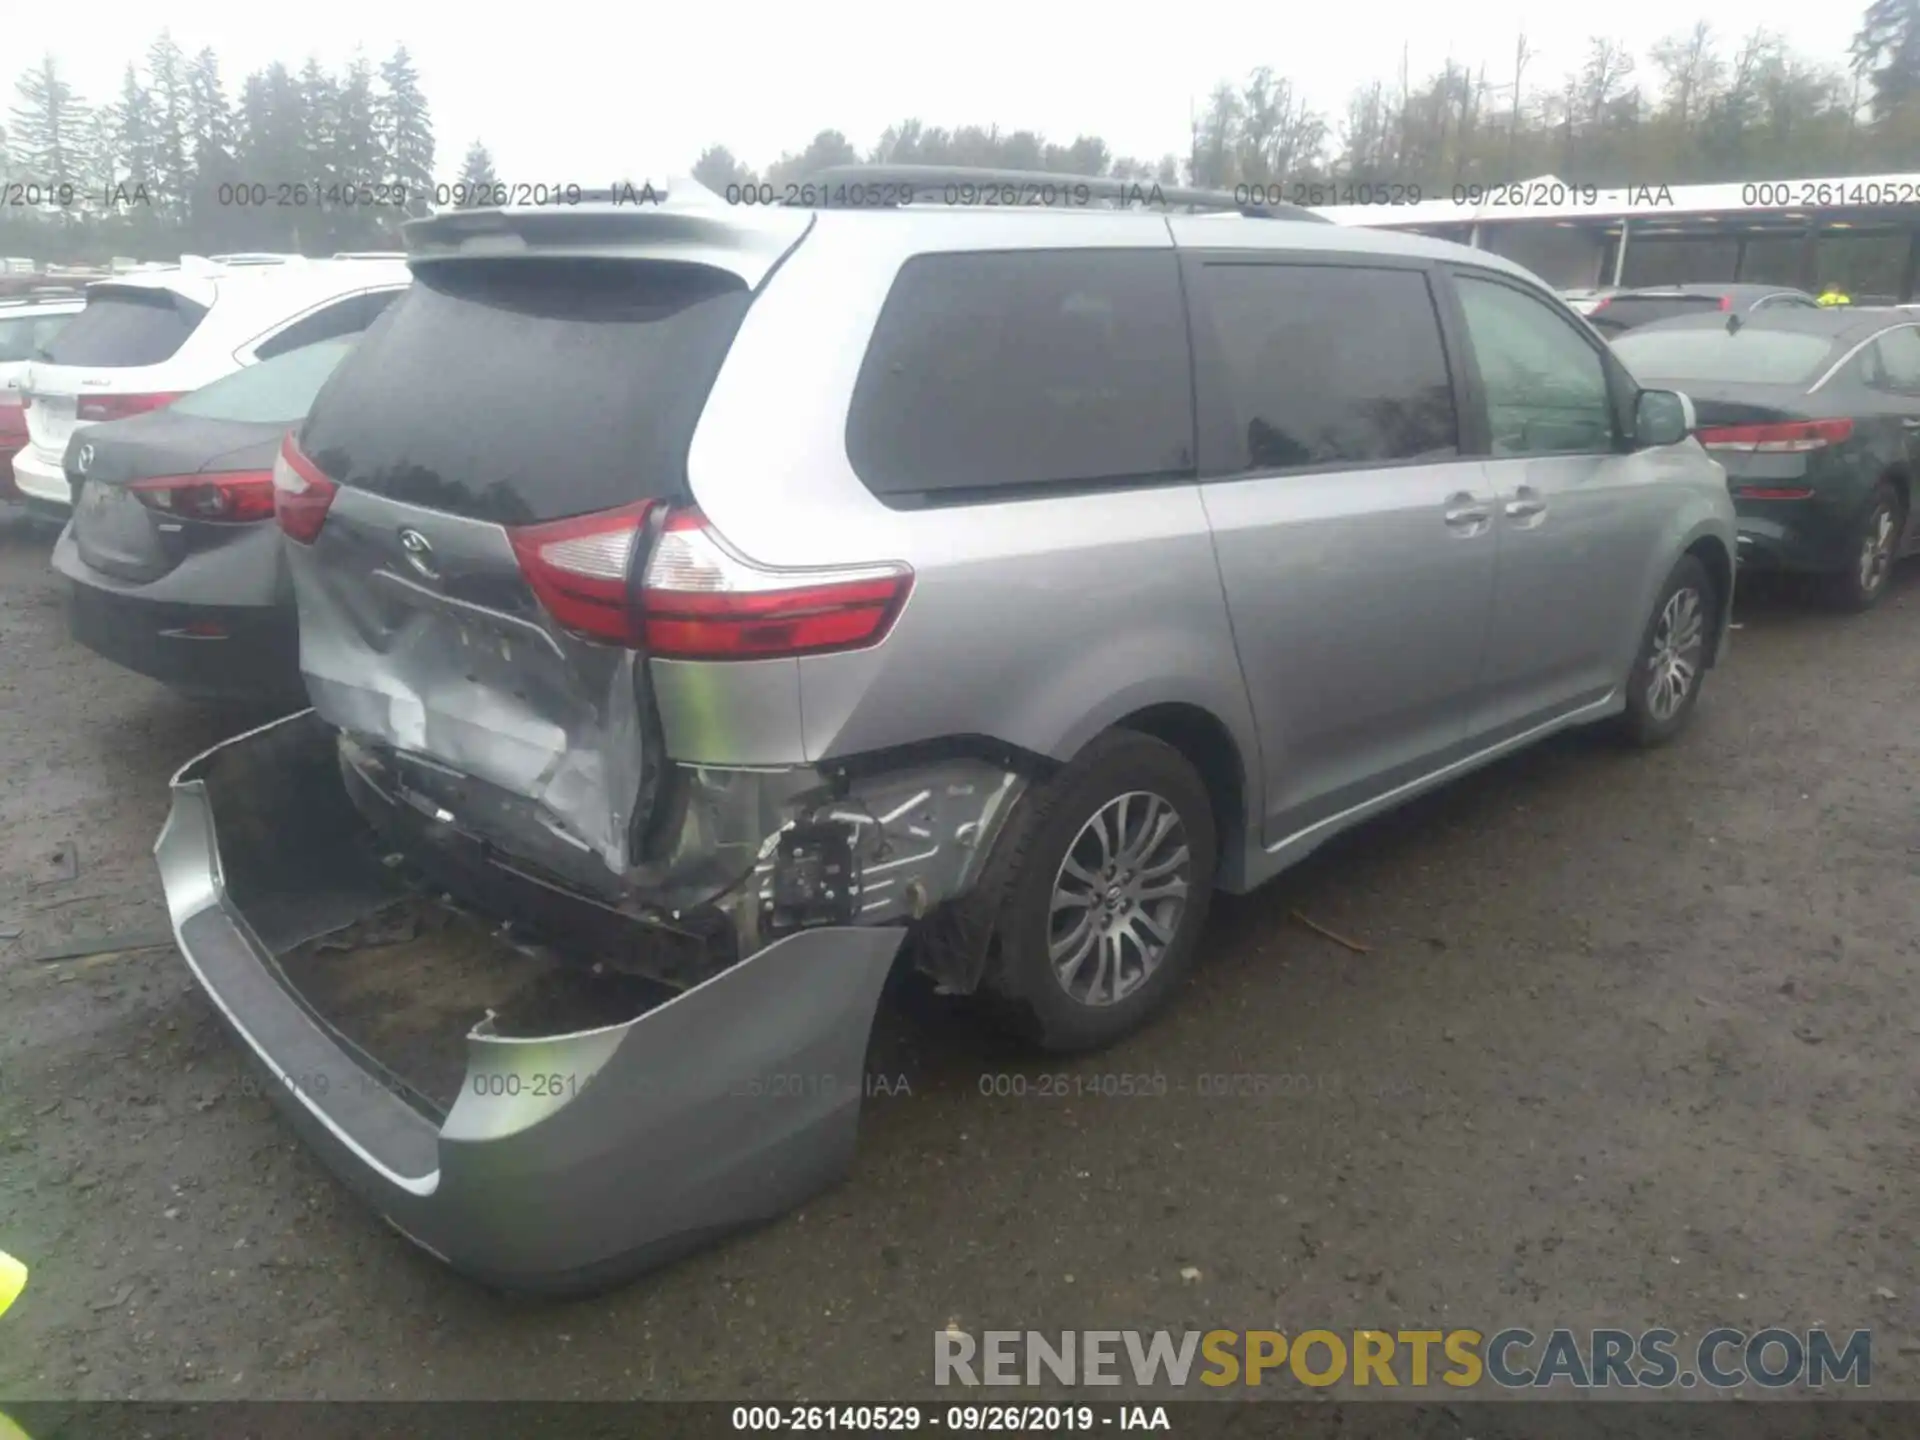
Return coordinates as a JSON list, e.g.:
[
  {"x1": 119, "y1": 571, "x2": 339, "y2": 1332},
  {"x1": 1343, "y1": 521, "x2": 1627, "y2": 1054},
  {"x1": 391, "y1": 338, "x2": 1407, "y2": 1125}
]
[{"x1": 156, "y1": 170, "x2": 1736, "y2": 1292}]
